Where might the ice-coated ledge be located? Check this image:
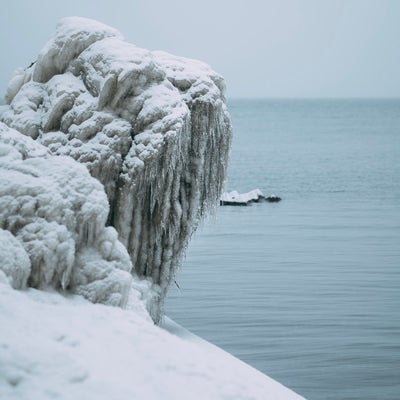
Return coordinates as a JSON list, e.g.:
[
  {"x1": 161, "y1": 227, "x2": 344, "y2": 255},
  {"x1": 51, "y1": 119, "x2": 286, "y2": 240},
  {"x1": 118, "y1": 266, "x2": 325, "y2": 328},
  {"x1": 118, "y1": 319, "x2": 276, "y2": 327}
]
[
  {"x1": 0, "y1": 120, "x2": 137, "y2": 302},
  {"x1": 0, "y1": 283, "x2": 305, "y2": 400},
  {"x1": 0, "y1": 17, "x2": 231, "y2": 322}
]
